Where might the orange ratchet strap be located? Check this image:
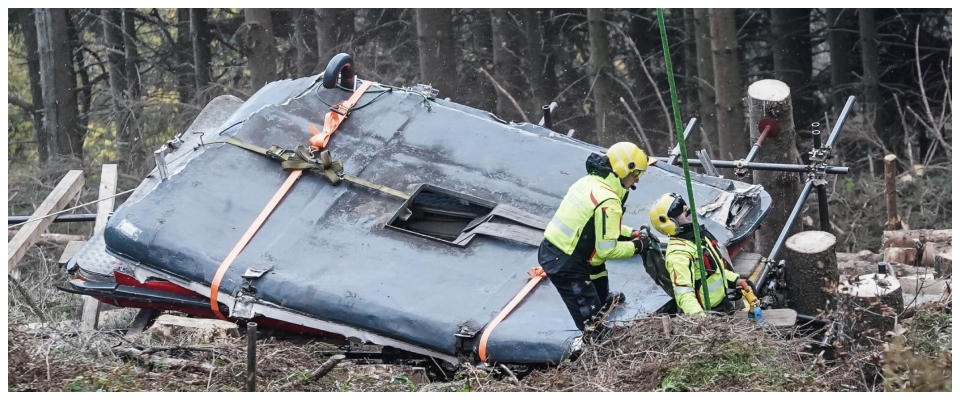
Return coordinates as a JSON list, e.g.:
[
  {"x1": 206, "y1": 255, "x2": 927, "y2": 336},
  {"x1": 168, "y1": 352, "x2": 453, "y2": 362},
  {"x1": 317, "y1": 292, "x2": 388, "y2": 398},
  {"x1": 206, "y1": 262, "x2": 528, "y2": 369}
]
[
  {"x1": 309, "y1": 80, "x2": 375, "y2": 149},
  {"x1": 478, "y1": 266, "x2": 547, "y2": 362},
  {"x1": 209, "y1": 170, "x2": 303, "y2": 319}
]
